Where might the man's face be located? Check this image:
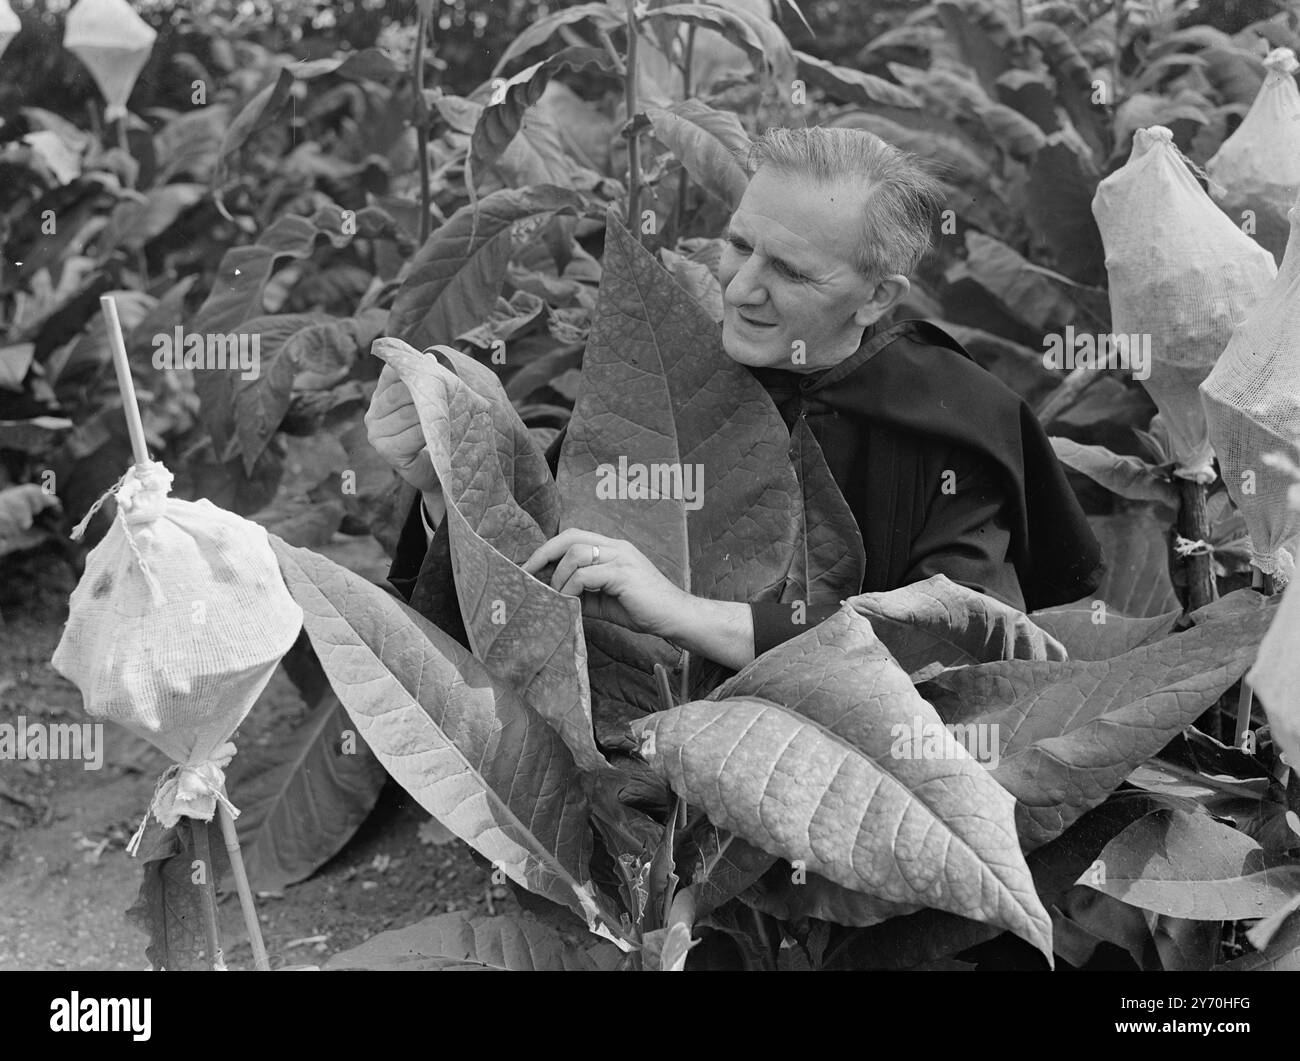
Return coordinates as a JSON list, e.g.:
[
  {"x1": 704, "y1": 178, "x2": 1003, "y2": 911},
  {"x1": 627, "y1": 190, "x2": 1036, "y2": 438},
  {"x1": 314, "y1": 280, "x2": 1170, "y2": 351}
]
[{"x1": 718, "y1": 168, "x2": 895, "y2": 371}]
